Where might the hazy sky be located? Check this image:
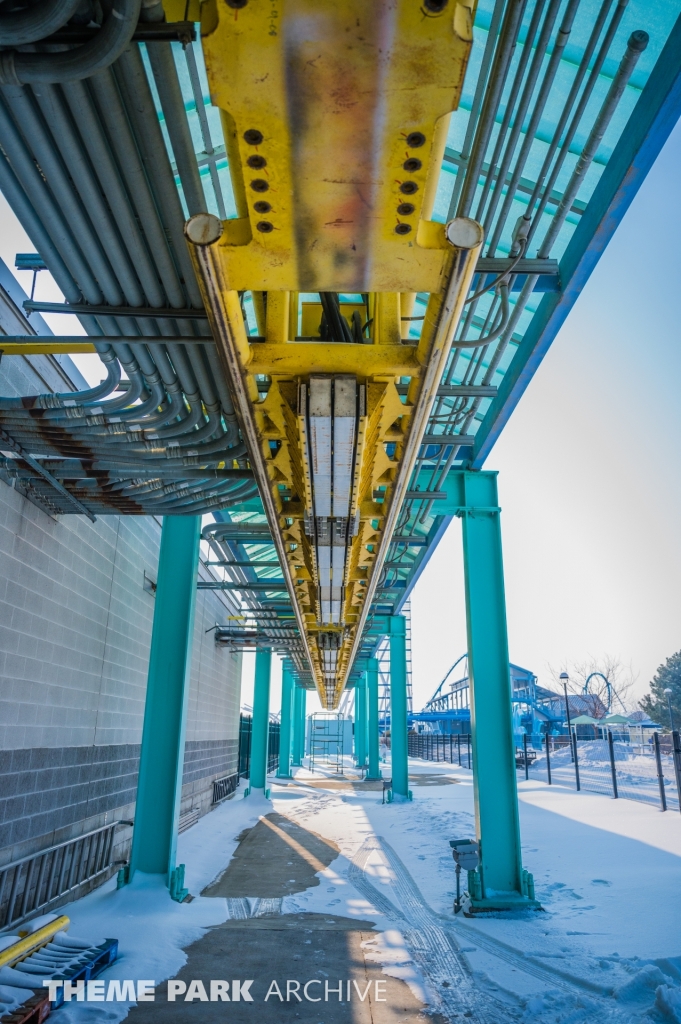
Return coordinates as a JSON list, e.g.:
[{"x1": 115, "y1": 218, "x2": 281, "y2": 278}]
[{"x1": 1, "y1": 119, "x2": 679, "y2": 717}]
